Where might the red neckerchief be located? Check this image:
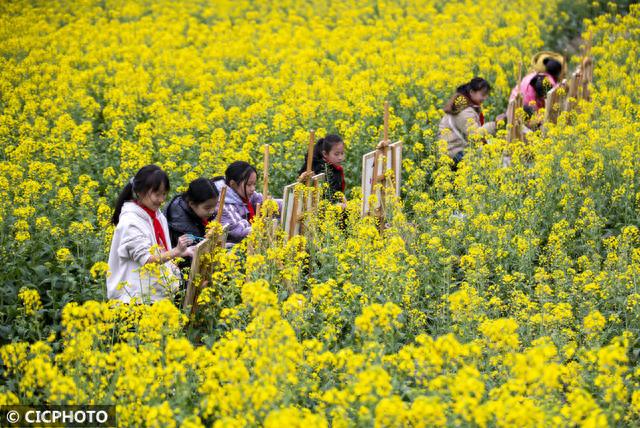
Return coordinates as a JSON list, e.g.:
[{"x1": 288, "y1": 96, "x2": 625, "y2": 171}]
[
  {"x1": 201, "y1": 218, "x2": 209, "y2": 227},
  {"x1": 242, "y1": 196, "x2": 255, "y2": 221},
  {"x1": 463, "y1": 94, "x2": 484, "y2": 125},
  {"x1": 135, "y1": 201, "x2": 168, "y2": 251},
  {"x1": 324, "y1": 158, "x2": 345, "y2": 191}
]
